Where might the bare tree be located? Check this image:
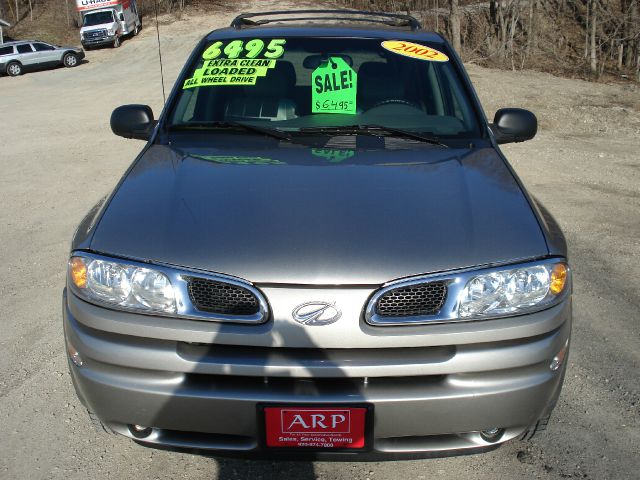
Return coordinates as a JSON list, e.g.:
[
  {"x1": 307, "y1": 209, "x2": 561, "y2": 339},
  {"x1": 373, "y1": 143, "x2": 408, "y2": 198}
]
[
  {"x1": 627, "y1": 0, "x2": 639, "y2": 68},
  {"x1": 591, "y1": 0, "x2": 598, "y2": 73},
  {"x1": 526, "y1": 0, "x2": 538, "y2": 53},
  {"x1": 449, "y1": 0, "x2": 461, "y2": 52},
  {"x1": 585, "y1": 0, "x2": 590, "y2": 59}
]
